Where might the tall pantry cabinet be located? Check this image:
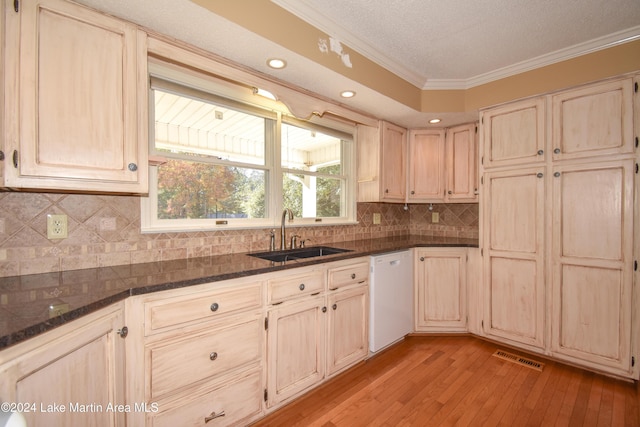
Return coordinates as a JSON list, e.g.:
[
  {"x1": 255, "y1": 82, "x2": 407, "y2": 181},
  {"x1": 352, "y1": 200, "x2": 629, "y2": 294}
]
[{"x1": 480, "y1": 75, "x2": 638, "y2": 378}]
